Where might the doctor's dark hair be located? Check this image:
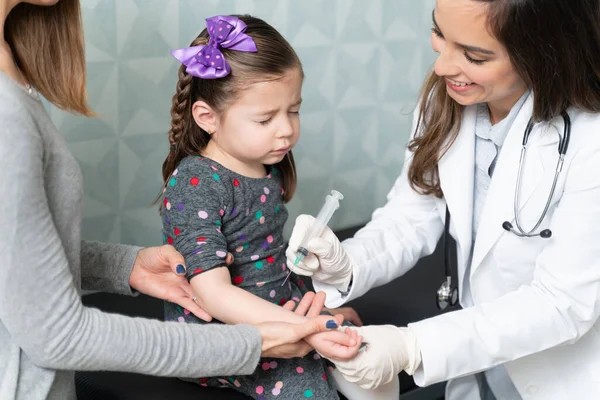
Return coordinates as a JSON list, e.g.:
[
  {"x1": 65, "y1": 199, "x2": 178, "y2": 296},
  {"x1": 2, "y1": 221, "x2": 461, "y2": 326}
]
[
  {"x1": 409, "y1": 0, "x2": 600, "y2": 198},
  {"x1": 161, "y1": 15, "x2": 303, "y2": 203}
]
